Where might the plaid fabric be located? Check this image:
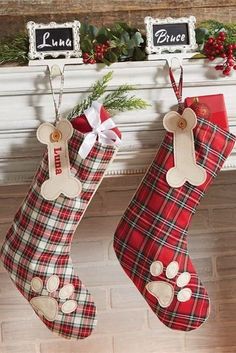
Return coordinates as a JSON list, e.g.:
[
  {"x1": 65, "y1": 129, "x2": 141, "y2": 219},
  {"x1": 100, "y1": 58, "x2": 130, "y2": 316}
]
[
  {"x1": 114, "y1": 117, "x2": 235, "y2": 331},
  {"x1": 0, "y1": 128, "x2": 118, "y2": 339}
]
